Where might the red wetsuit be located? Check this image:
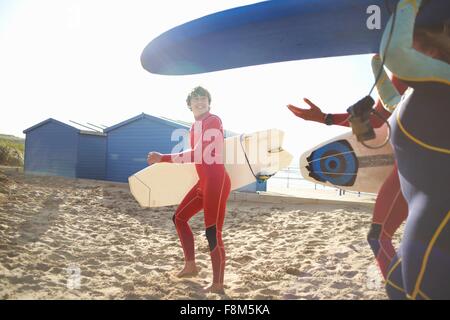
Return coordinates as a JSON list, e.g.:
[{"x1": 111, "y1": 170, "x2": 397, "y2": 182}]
[
  {"x1": 161, "y1": 112, "x2": 231, "y2": 285},
  {"x1": 330, "y1": 76, "x2": 409, "y2": 279}
]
